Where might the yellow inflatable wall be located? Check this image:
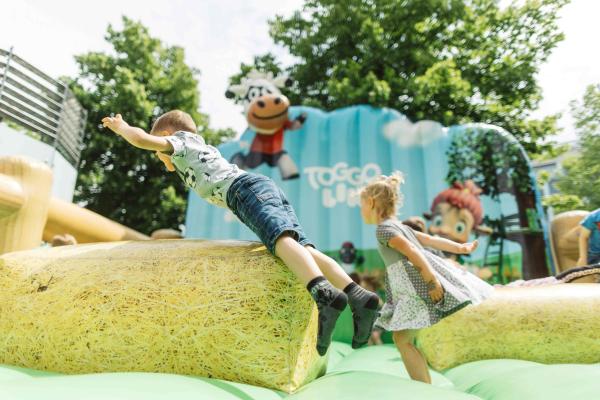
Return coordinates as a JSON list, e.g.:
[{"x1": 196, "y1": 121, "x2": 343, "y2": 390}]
[
  {"x1": 0, "y1": 156, "x2": 149, "y2": 256},
  {"x1": 551, "y1": 211, "x2": 589, "y2": 273},
  {"x1": 0, "y1": 156, "x2": 52, "y2": 254}
]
